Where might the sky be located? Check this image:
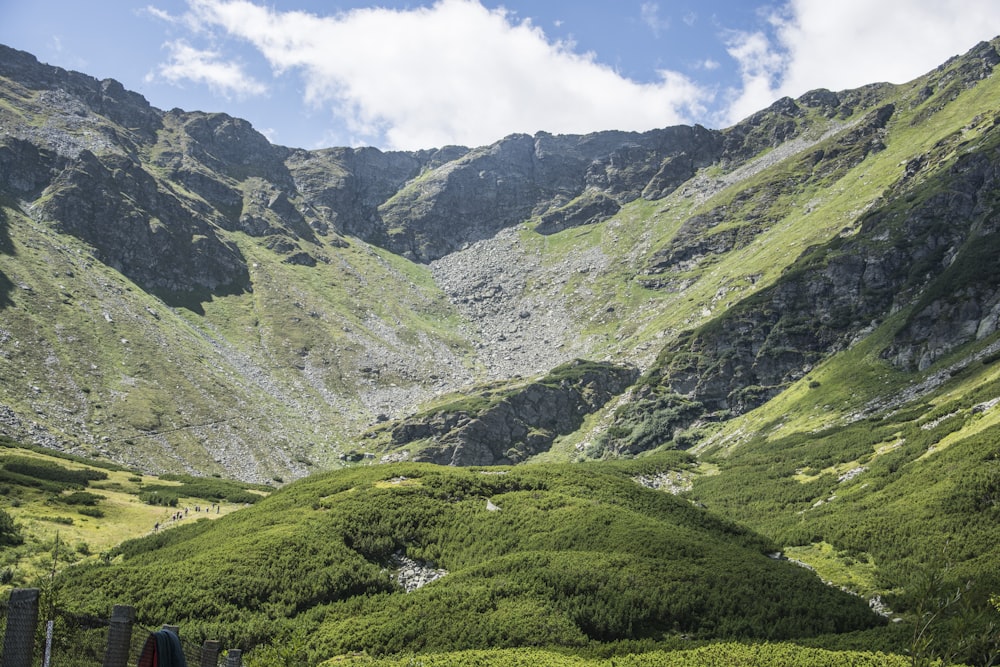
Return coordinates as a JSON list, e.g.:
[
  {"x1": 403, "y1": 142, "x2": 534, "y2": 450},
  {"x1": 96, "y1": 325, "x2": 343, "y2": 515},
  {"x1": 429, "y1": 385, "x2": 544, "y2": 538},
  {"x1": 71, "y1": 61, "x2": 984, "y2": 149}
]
[{"x1": 2, "y1": 1, "x2": 1000, "y2": 151}]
